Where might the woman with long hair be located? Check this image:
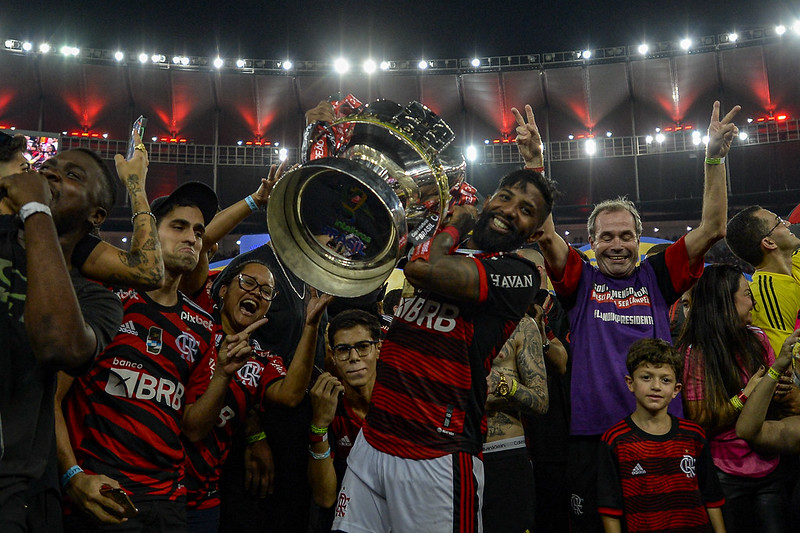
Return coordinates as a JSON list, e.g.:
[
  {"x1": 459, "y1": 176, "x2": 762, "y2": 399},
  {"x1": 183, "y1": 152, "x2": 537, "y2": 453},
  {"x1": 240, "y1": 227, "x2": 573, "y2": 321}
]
[{"x1": 677, "y1": 263, "x2": 787, "y2": 533}]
